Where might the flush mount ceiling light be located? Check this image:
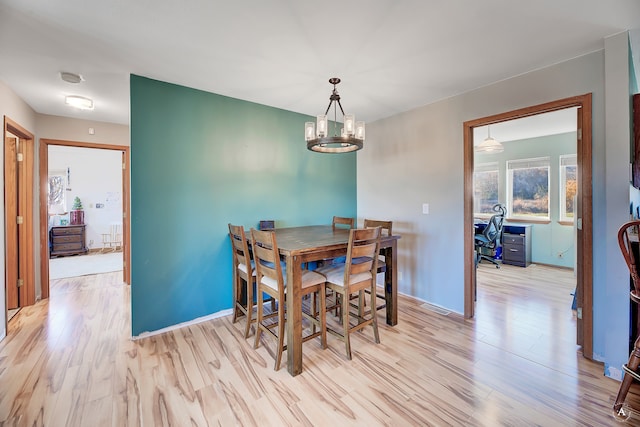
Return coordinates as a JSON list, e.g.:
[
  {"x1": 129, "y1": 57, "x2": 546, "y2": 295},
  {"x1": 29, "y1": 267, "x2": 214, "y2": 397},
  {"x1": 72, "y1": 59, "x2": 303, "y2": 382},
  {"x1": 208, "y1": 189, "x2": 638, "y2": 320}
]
[
  {"x1": 305, "y1": 78, "x2": 365, "y2": 153},
  {"x1": 475, "y1": 125, "x2": 504, "y2": 153},
  {"x1": 60, "y1": 71, "x2": 84, "y2": 84},
  {"x1": 65, "y1": 95, "x2": 94, "y2": 110}
]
